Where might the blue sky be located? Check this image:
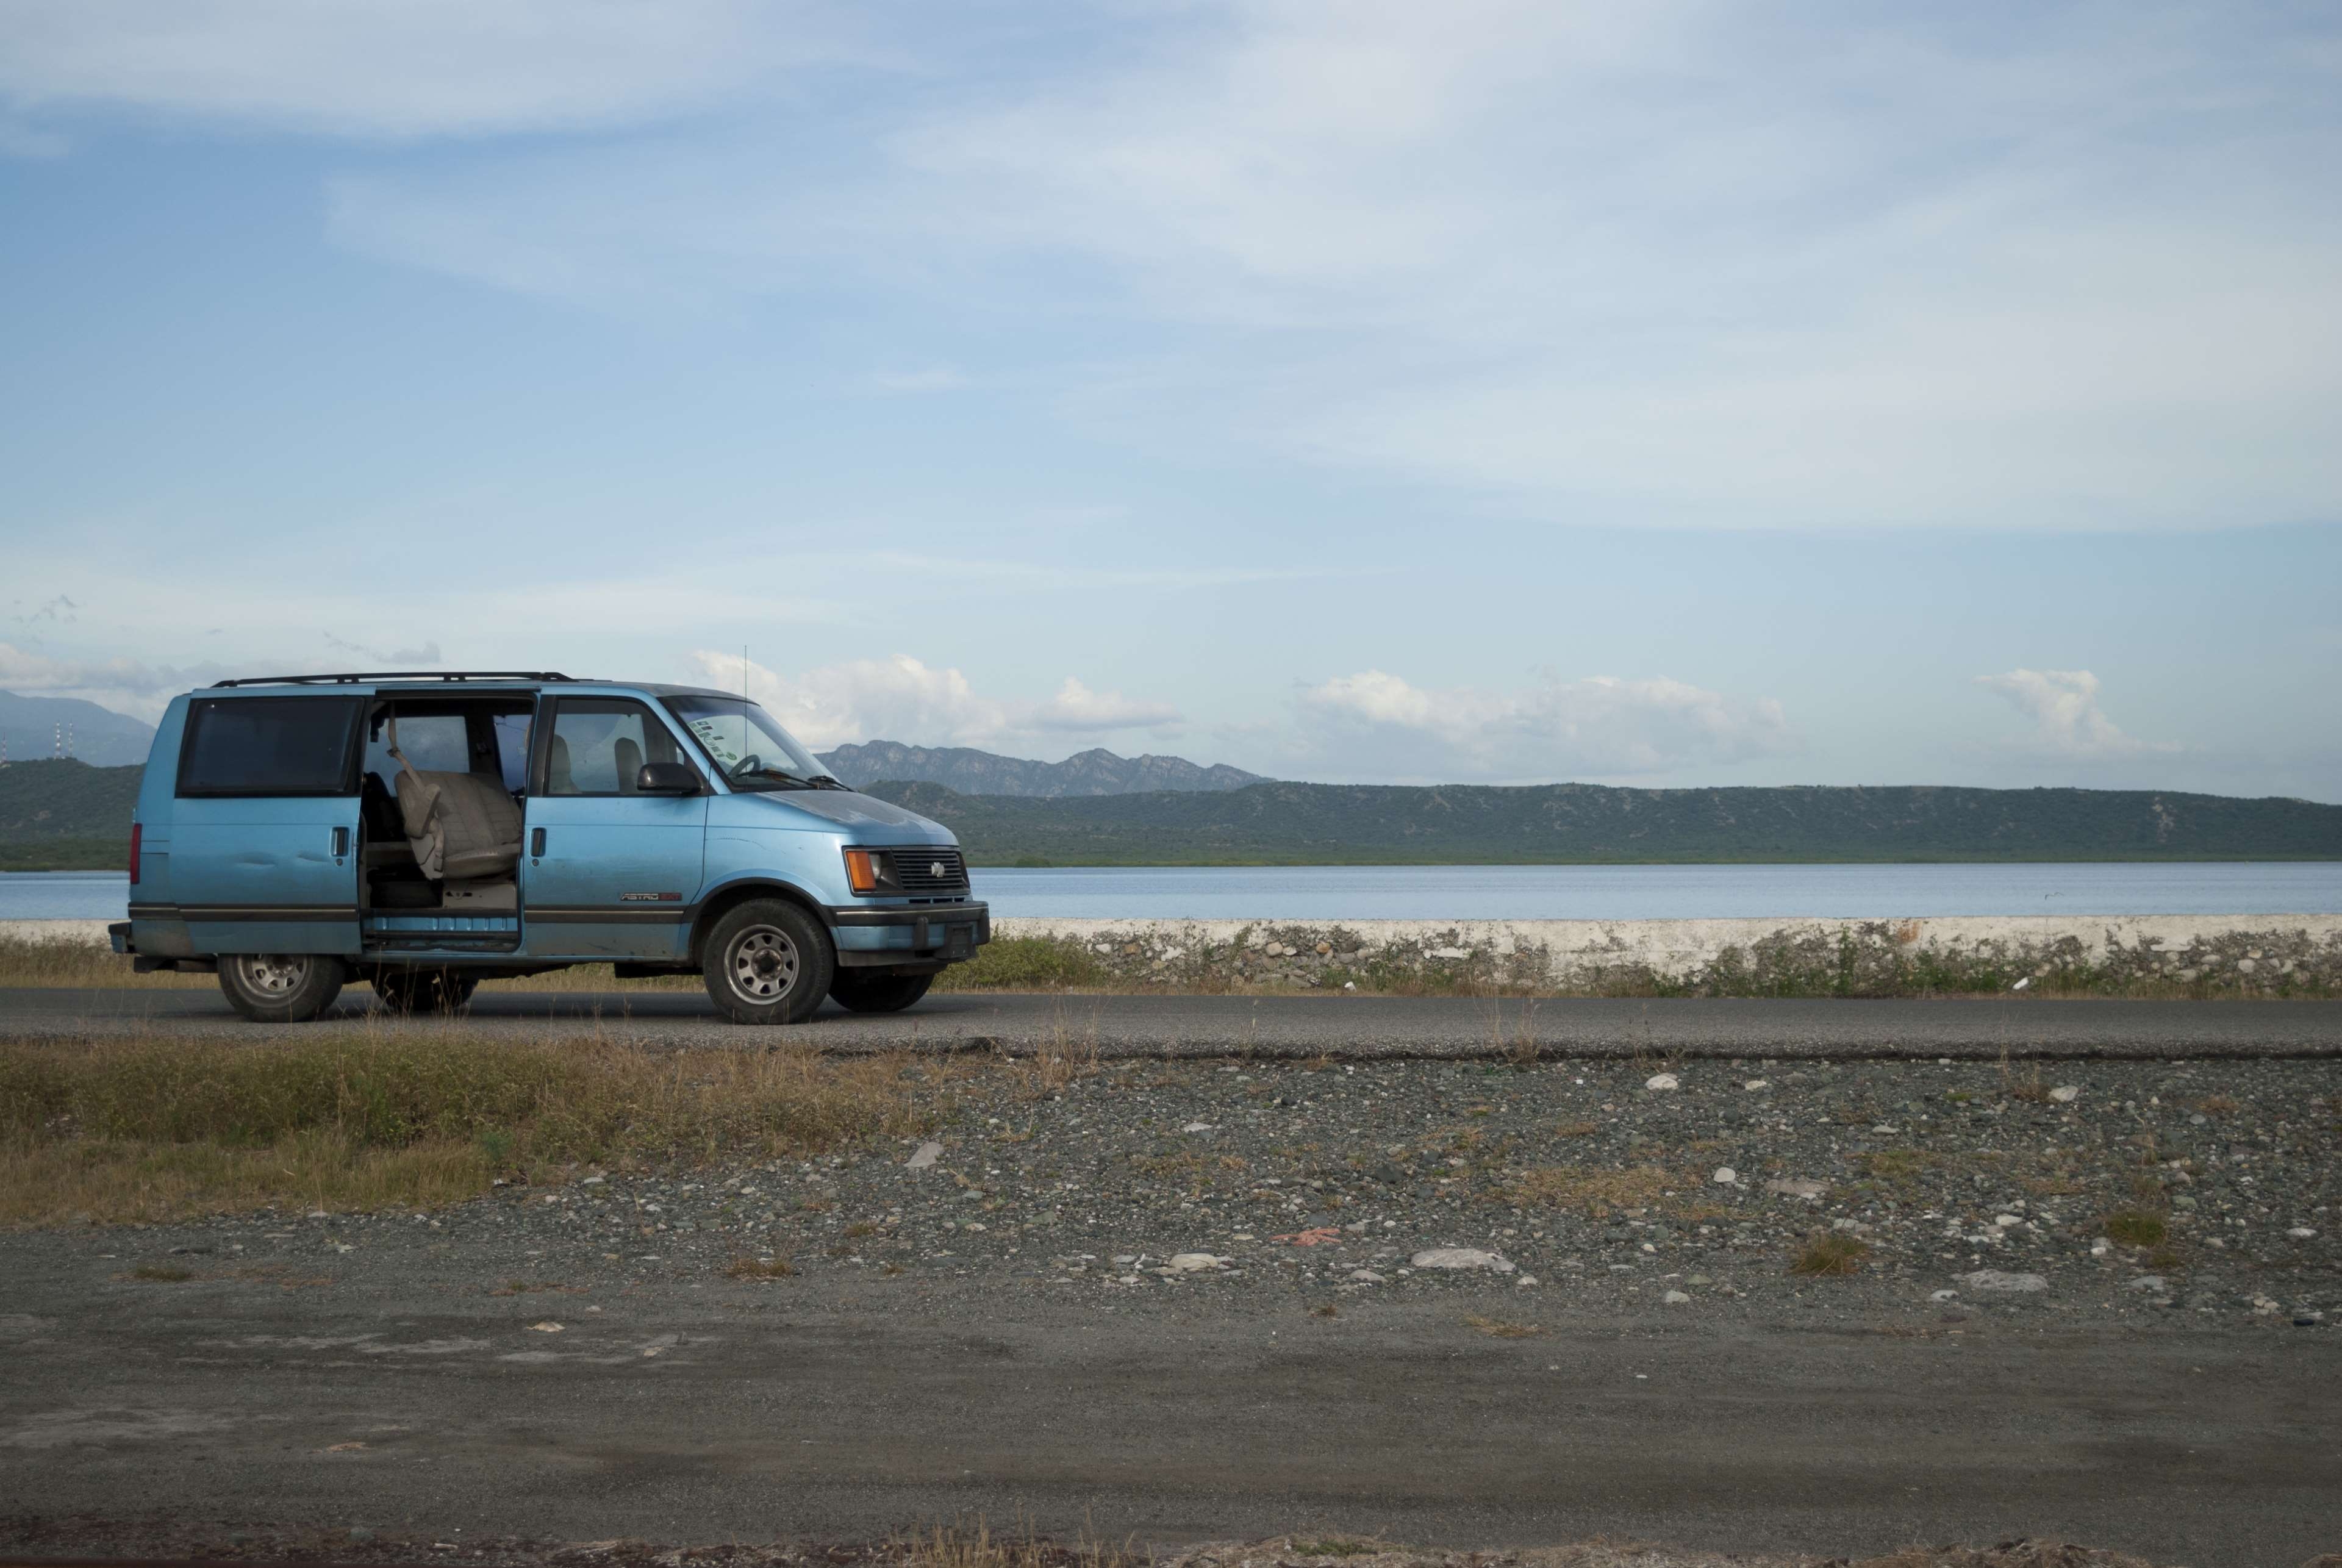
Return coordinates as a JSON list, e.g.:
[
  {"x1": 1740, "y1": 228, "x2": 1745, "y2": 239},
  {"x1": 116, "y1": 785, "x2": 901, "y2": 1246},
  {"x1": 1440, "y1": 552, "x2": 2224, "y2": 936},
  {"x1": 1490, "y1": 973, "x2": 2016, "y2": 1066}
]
[{"x1": 2, "y1": 1, "x2": 2338, "y2": 796}]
